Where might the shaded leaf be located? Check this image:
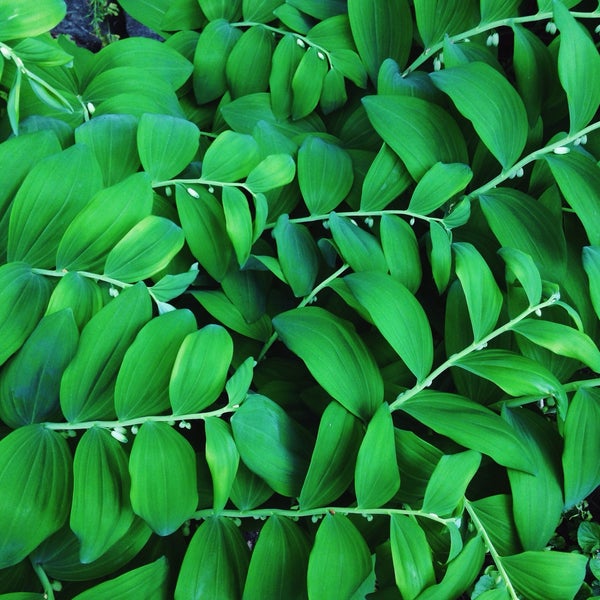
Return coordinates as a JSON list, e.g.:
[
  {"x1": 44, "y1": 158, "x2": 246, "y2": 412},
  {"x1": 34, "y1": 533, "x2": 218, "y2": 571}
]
[
  {"x1": 198, "y1": 0, "x2": 242, "y2": 20},
  {"x1": 269, "y1": 34, "x2": 305, "y2": 119},
  {"x1": 413, "y1": 0, "x2": 479, "y2": 48},
  {"x1": 149, "y1": 266, "x2": 198, "y2": 303},
  {"x1": 243, "y1": 0, "x2": 283, "y2": 22},
  {"x1": 230, "y1": 459, "x2": 274, "y2": 511},
  {"x1": 480, "y1": 0, "x2": 522, "y2": 22},
  {"x1": 583, "y1": 246, "x2": 600, "y2": 320},
  {"x1": 429, "y1": 221, "x2": 452, "y2": 294},
  {"x1": 470, "y1": 495, "x2": 521, "y2": 557},
  {"x1": 223, "y1": 187, "x2": 254, "y2": 267},
  {"x1": 291, "y1": 47, "x2": 329, "y2": 120},
  {"x1": 498, "y1": 247, "x2": 542, "y2": 307},
  {"x1": 380, "y1": 215, "x2": 422, "y2": 293},
  {"x1": 202, "y1": 131, "x2": 260, "y2": 182}
]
